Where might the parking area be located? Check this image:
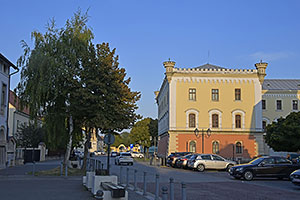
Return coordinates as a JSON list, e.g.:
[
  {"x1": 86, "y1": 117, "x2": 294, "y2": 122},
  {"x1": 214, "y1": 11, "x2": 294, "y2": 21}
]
[{"x1": 94, "y1": 155, "x2": 300, "y2": 200}]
